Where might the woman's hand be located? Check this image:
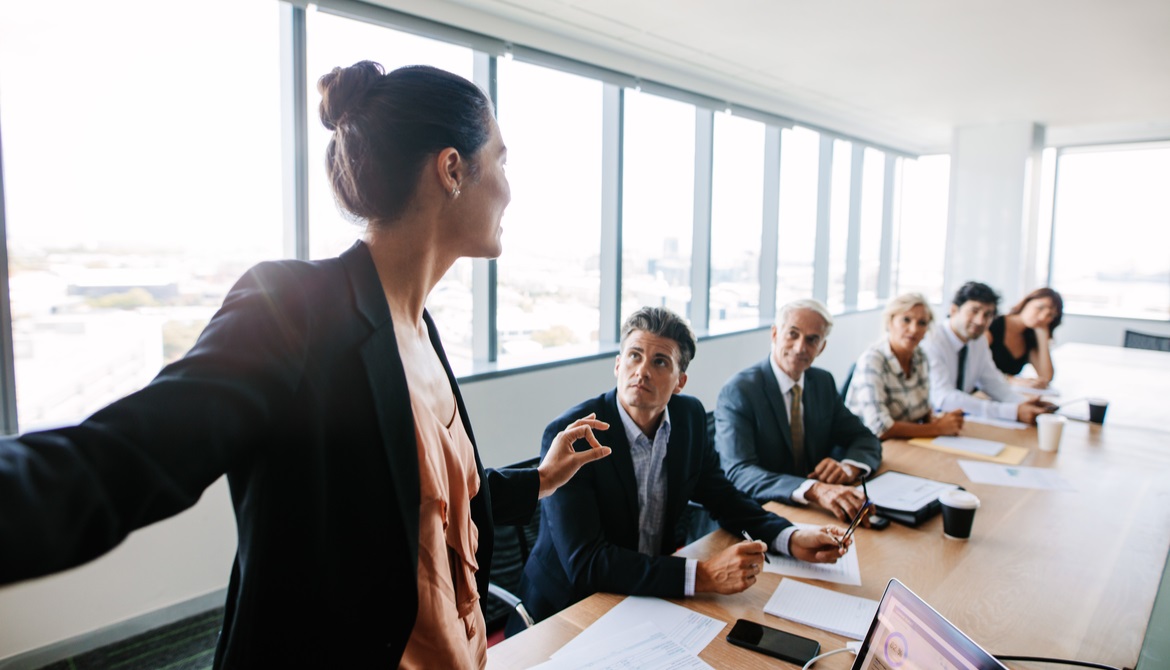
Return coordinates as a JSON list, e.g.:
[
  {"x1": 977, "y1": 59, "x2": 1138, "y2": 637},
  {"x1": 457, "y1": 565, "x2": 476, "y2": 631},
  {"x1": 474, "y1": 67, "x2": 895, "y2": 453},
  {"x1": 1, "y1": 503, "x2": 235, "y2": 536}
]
[
  {"x1": 931, "y1": 409, "x2": 964, "y2": 435},
  {"x1": 537, "y1": 414, "x2": 611, "y2": 498}
]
